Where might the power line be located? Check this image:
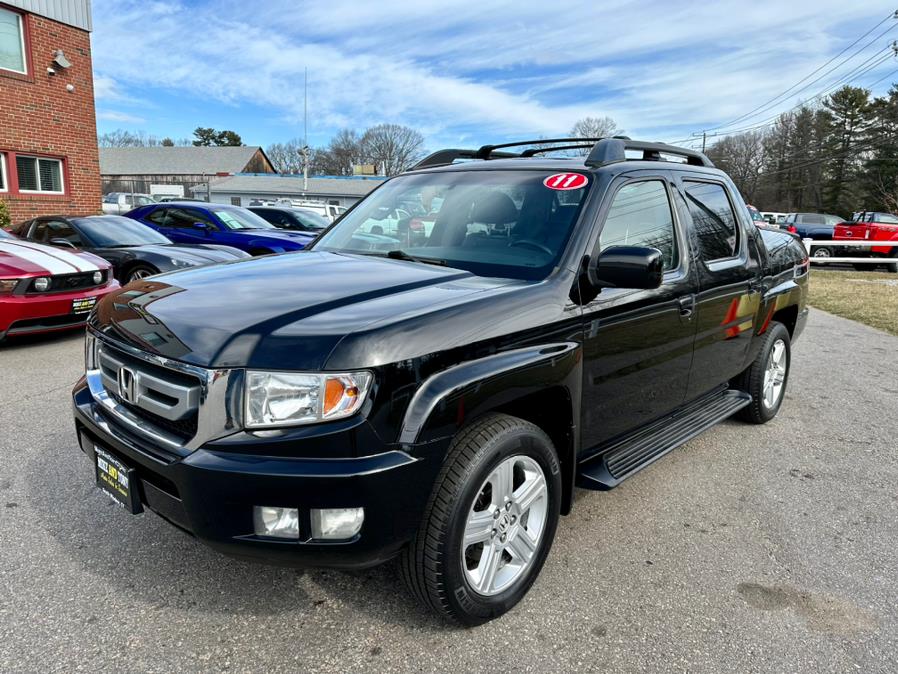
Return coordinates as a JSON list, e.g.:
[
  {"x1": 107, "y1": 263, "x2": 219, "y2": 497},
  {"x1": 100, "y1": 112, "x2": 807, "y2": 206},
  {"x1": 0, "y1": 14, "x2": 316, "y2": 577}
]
[
  {"x1": 701, "y1": 50, "x2": 894, "y2": 139},
  {"x1": 705, "y1": 10, "x2": 898, "y2": 133}
]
